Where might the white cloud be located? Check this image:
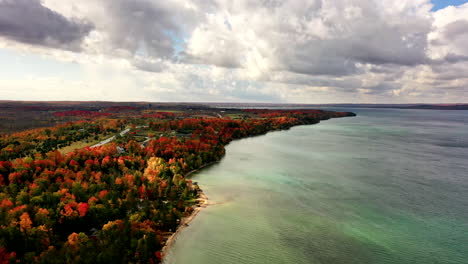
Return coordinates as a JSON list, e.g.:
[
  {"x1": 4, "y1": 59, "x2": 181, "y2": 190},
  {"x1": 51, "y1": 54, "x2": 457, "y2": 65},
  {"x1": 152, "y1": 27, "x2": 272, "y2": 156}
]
[
  {"x1": 429, "y1": 3, "x2": 468, "y2": 59},
  {"x1": 0, "y1": 0, "x2": 467, "y2": 103}
]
